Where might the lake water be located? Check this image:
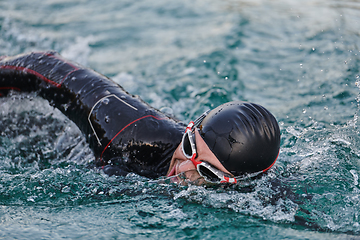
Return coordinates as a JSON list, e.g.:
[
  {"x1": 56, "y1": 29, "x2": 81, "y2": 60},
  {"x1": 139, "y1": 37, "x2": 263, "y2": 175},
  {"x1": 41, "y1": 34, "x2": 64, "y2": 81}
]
[{"x1": 1, "y1": 0, "x2": 360, "y2": 239}]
